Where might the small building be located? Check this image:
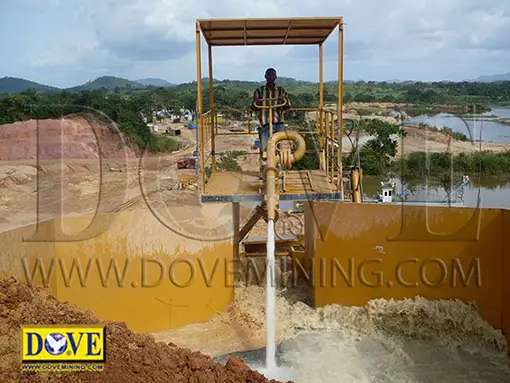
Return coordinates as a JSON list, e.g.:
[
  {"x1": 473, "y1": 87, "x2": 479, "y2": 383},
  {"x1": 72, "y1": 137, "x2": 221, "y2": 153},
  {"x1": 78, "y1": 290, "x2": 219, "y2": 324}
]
[{"x1": 379, "y1": 182, "x2": 395, "y2": 203}]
